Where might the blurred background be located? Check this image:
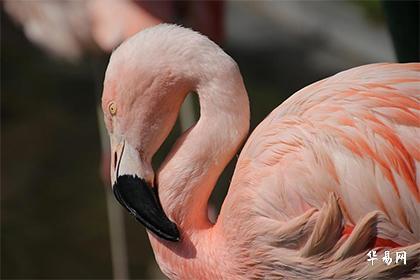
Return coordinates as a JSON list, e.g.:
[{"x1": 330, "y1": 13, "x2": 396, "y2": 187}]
[{"x1": 1, "y1": 0, "x2": 418, "y2": 279}]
